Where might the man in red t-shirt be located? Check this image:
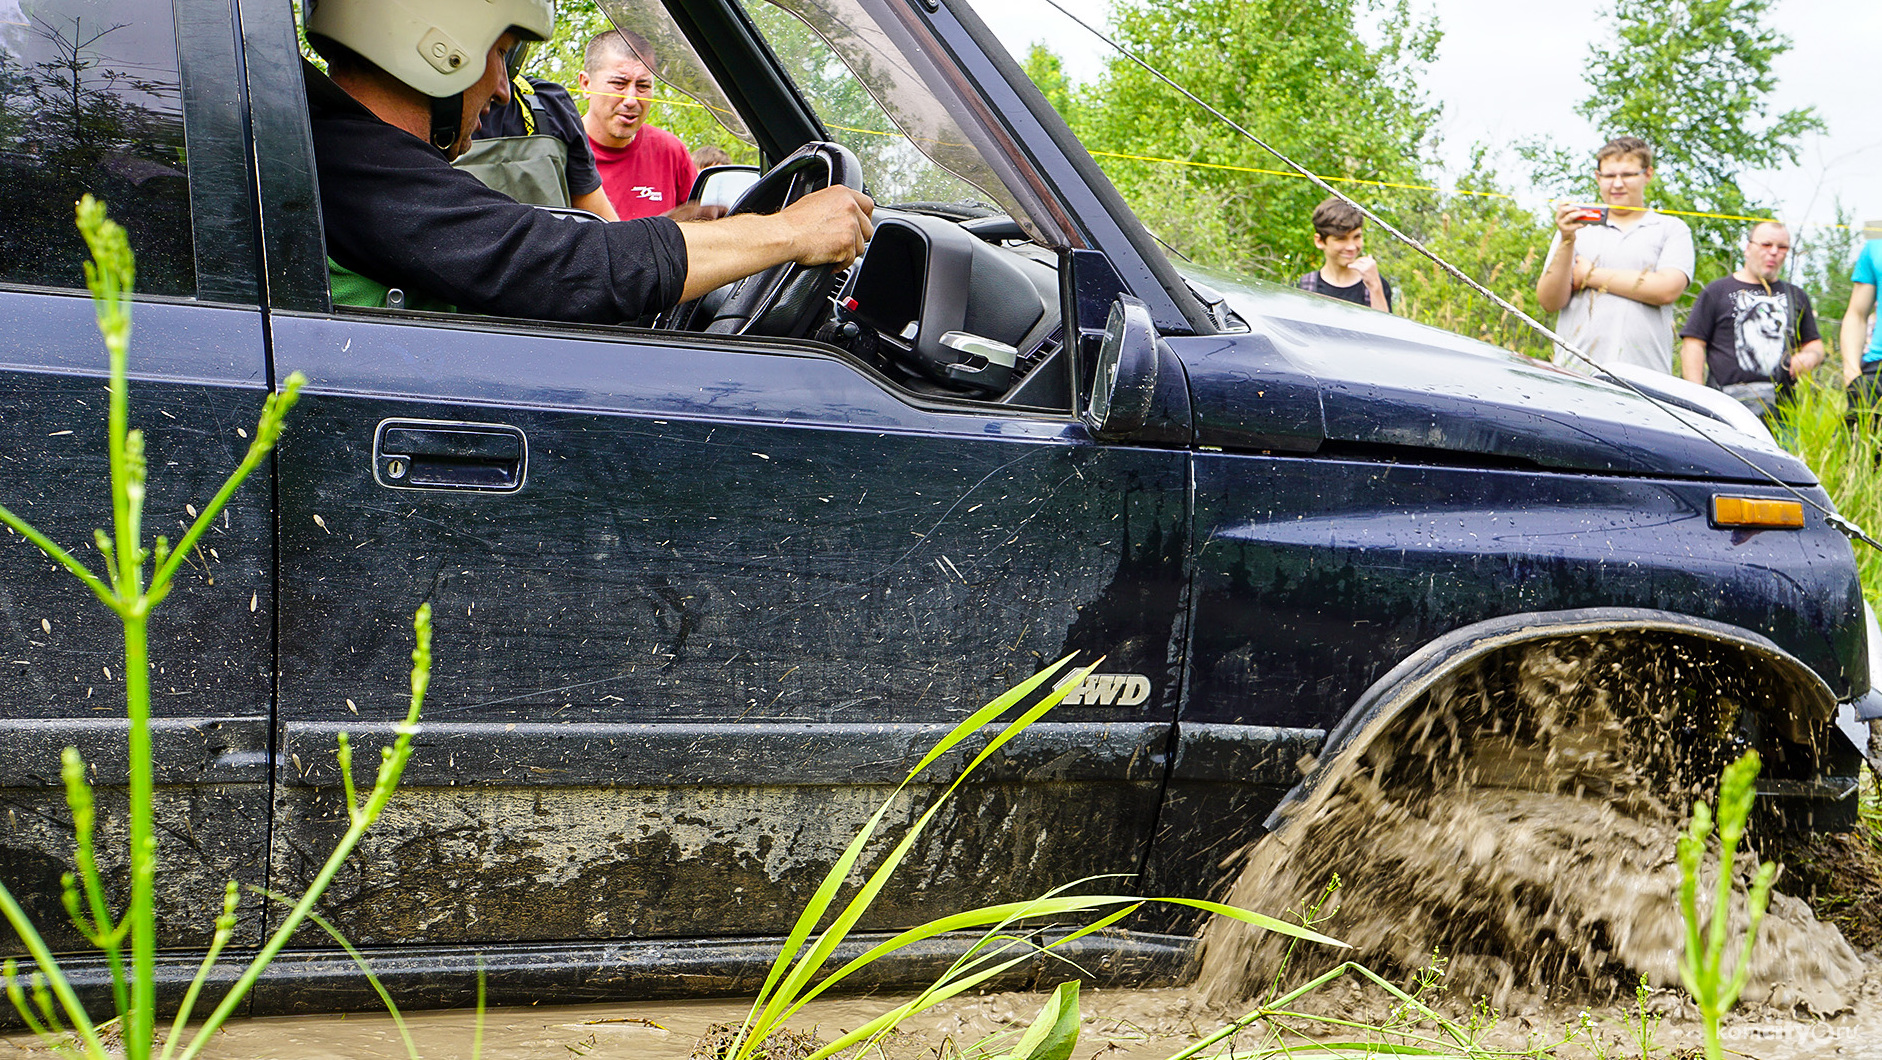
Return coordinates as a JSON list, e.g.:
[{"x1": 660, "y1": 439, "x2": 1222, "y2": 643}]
[{"x1": 578, "y1": 29, "x2": 702, "y2": 221}]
